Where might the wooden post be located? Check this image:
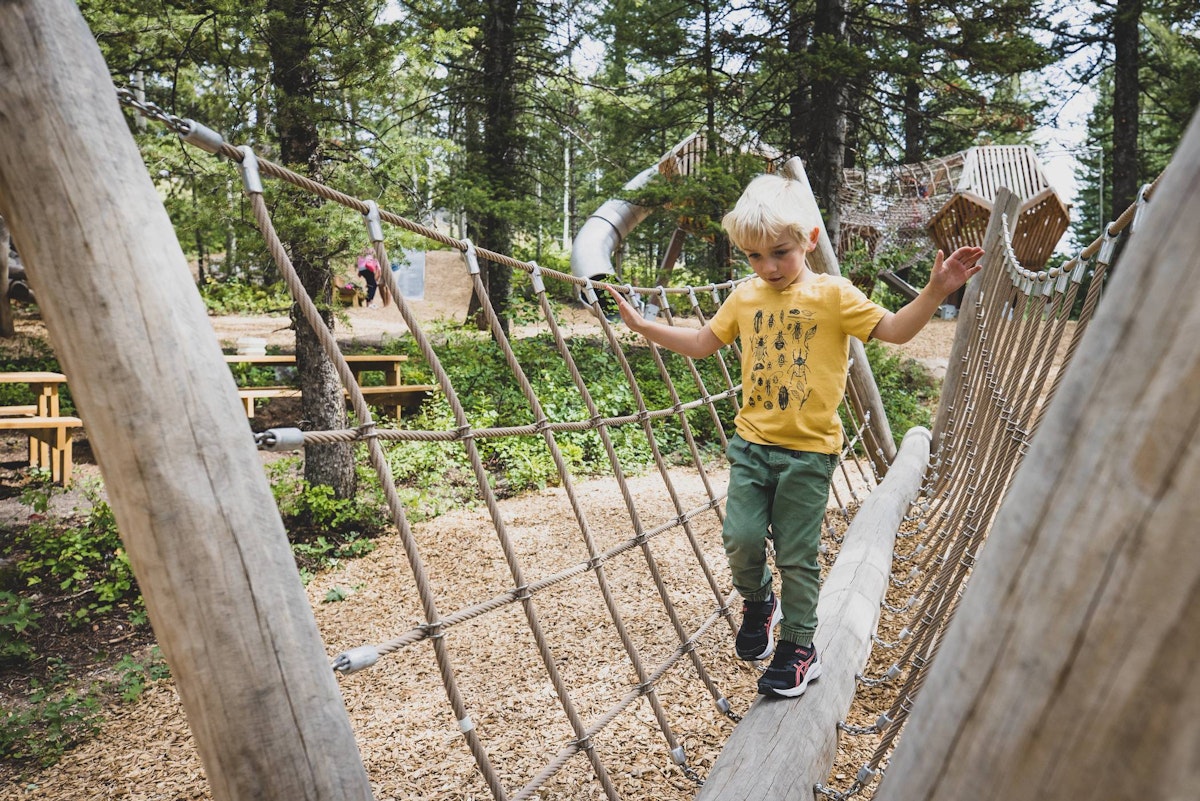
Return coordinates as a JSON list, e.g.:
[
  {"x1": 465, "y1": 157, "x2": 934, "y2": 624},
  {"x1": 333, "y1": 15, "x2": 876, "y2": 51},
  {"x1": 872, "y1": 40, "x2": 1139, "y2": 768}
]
[
  {"x1": 930, "y1": 187, "x2": 1023, "y2": 450},
  {"x1": 0, "y1": 3, "x2": 373, "y2": 799},
  {"x1": 874, "y1": 109, "x2": 1200, "y2": 801},
  {"x1": 697, "y1": 427, "x2": 930, "y2": 800},
  {"x1": 781, "y1": 157, "x2": 897, "y2": 475}
]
